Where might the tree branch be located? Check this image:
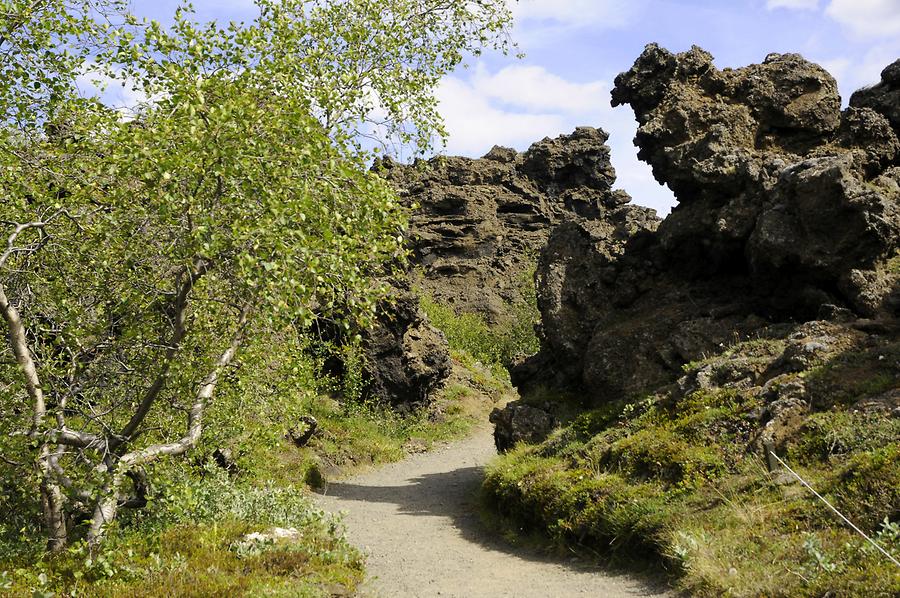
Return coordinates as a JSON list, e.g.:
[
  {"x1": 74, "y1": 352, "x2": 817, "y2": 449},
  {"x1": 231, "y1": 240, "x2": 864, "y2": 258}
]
[
  {"x1": 0, "y1": 277, "x2": 45, "y2": 434},
  {"x1": 122, "y1": 303, "x2": 250, "y2": 467},
  {"x1": 111, "y1": 258, "x2": 213, "y2": 449},
  {"x1": 86, "y1": 303, "x2": 252, "y2": 545},
  {"x1": 0, "y1": 221, "x2": 46, "y2": 269}
]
